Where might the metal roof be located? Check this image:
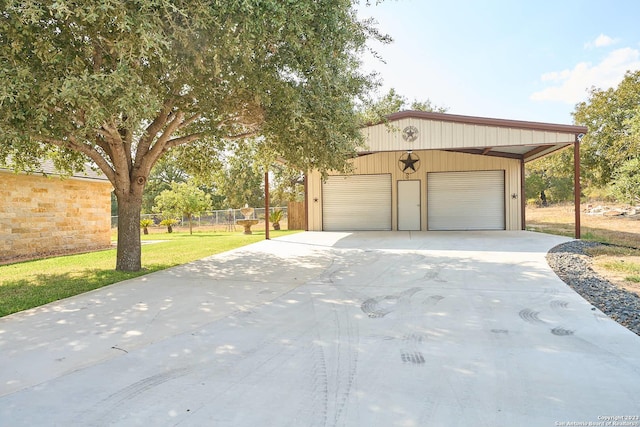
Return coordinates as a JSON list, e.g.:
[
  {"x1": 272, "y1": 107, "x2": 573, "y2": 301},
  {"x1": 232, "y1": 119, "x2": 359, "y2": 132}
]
[{"x1": 361, "y1": 110, "x2": 587, "y2": 163}]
